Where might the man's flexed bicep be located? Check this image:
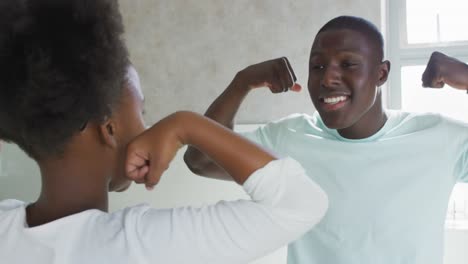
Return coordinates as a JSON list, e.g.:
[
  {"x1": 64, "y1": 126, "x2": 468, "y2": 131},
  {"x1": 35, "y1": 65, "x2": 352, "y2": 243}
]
[{"x1": 184, "y1": 57, "x2": 301, "y2": 180}]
